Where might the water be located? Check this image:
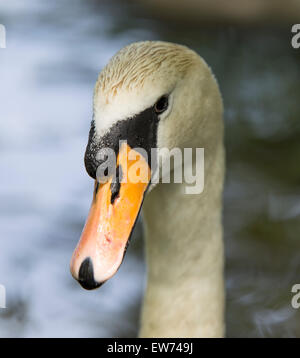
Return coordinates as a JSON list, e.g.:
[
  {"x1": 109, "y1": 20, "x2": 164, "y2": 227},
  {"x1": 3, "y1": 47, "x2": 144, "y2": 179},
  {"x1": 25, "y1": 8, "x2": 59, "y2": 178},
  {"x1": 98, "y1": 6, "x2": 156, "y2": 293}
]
[{"x1": 0, "y1": 0, "x2": 299, "y2": 337}]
